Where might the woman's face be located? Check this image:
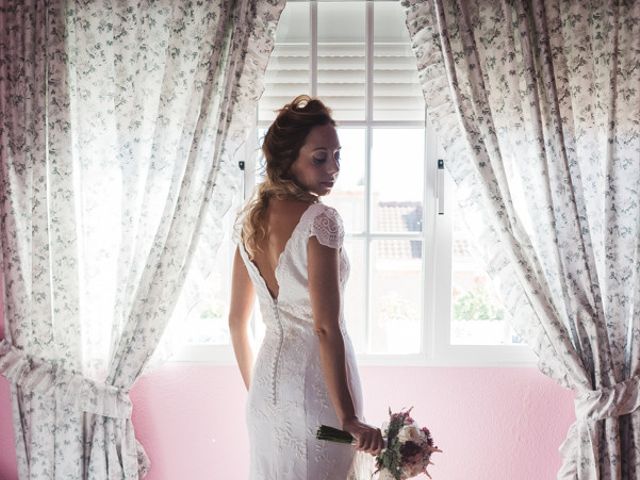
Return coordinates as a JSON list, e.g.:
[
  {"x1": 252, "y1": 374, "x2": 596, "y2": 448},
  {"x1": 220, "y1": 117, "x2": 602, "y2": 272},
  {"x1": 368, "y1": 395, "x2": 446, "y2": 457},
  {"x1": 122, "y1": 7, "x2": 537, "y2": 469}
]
[{"x1": 288, "y1": 124, "x2": 341, "y2": 197}]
